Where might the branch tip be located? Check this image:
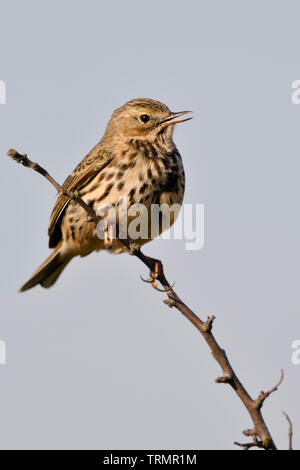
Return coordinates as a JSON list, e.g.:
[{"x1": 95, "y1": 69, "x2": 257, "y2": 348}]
[
  {"x1": 282, "y1": 412, "x2": 293, "y2": 450},
  {"x1": 255, "y1": 369, "x2": 284, "y2": 409},
  {"x1": 7, "y1": 148, "x2": 29, "y2": 166}
]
